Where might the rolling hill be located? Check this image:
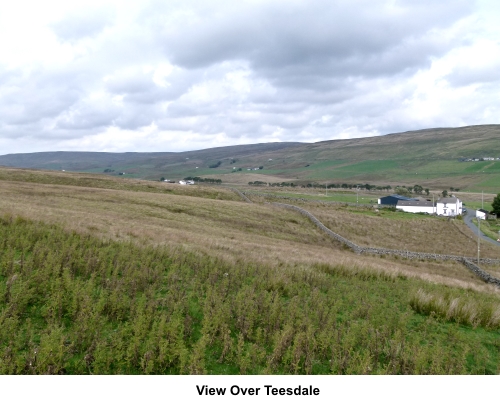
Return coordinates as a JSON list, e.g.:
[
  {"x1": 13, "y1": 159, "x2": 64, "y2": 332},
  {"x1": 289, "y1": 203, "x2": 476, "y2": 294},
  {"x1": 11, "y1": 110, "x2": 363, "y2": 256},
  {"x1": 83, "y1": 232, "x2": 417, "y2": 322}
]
[{"x1": 1, "y1": 125, "x2": 500, "y2": 192}]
